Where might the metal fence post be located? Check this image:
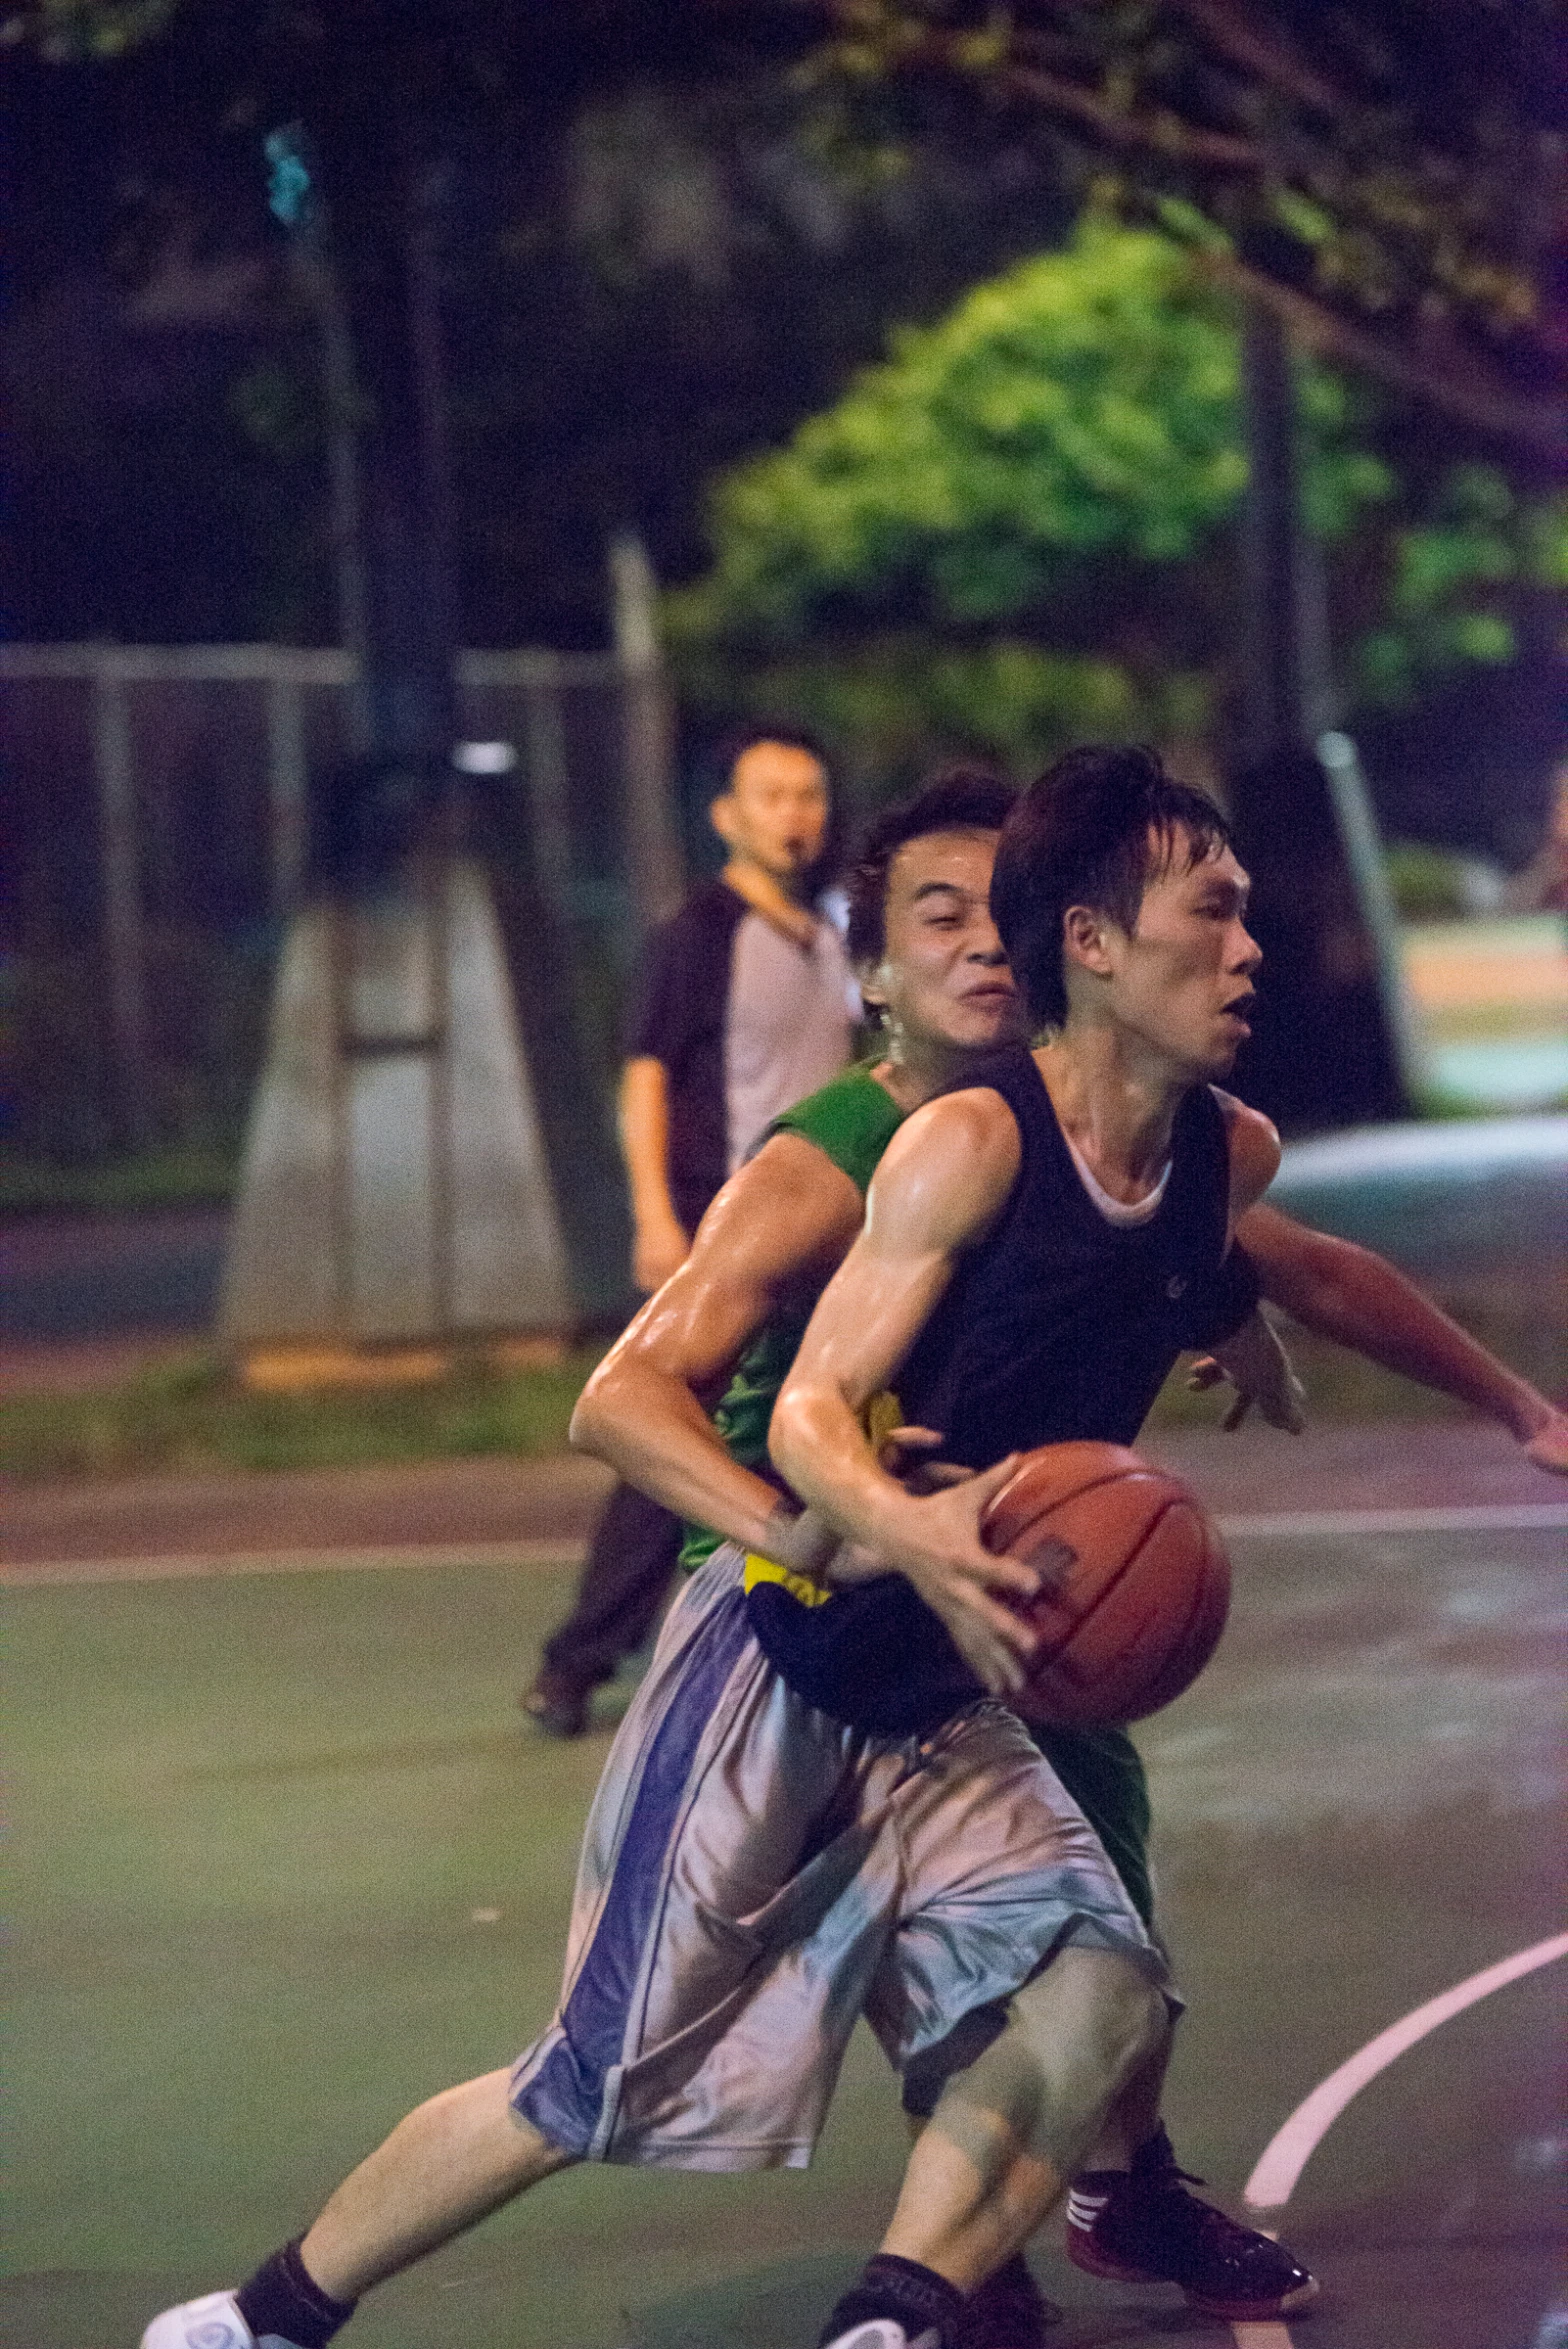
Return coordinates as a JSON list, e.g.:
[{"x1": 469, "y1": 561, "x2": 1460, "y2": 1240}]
[
  {"x1": 90, "y1": 653, "x2": 152, "y2": 1146},
  {"x1": 609, "y1": 531, "x2": 683, "y2": 947},
  {"x1": 265, "y1": 665, "x2": 309, "y2": 911}
]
